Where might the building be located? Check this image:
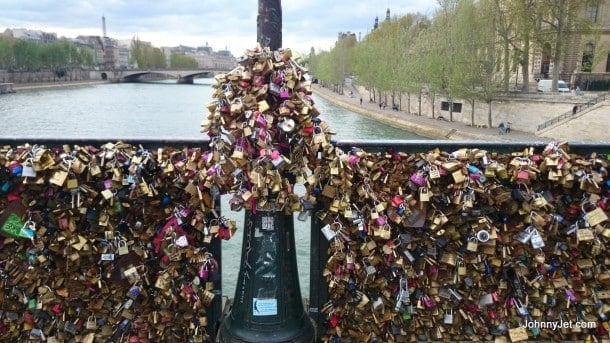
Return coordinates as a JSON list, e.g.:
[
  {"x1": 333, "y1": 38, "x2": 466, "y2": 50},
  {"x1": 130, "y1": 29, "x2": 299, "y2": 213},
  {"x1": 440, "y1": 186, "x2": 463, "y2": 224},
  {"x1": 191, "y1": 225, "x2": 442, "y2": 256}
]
[
  {"x1": 178, "y1": 43, "x2": 237, "y2": 69},
  {"x1": 74, "y1": 36, "x2": 105, "y2": 68},
  {"x1": 2, "y1": 28, "x2": 57, "y2": 43},
  {"x1": 529, "y1": 1, "x2": 610, "y2": 89}
]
